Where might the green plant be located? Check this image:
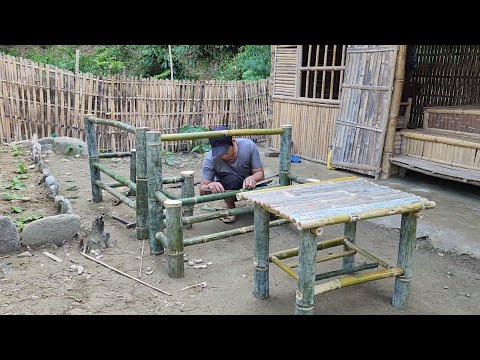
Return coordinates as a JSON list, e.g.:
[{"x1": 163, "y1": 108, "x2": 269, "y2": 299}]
[
  {"x1": 12, "y1": 145, "x2": 24, "y2": 156},
  {"x1": 162, "y1": 150, "x2": 175, "y2": 166},
  {"x1": 50, "y1": 133, "x2": 58, "y2": 138},
  {"x1": 179, "y1": 125, "x2": 212, "y2": 154},
  {"x1": 13, "y1": 214, "x2": 44, "y2": 231},
  {"x1": 10, "y1": 206, "x2": 22, "y2": 213},
  {"x1": 0, "y1": 192, "x2": 24, "y2": 201},
  {"x1": 15, "y1": 163, "x2": 28, "y2": 174},
  {"x1": 4, "y1": 176, "x2": 27, "y2": 190}
]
